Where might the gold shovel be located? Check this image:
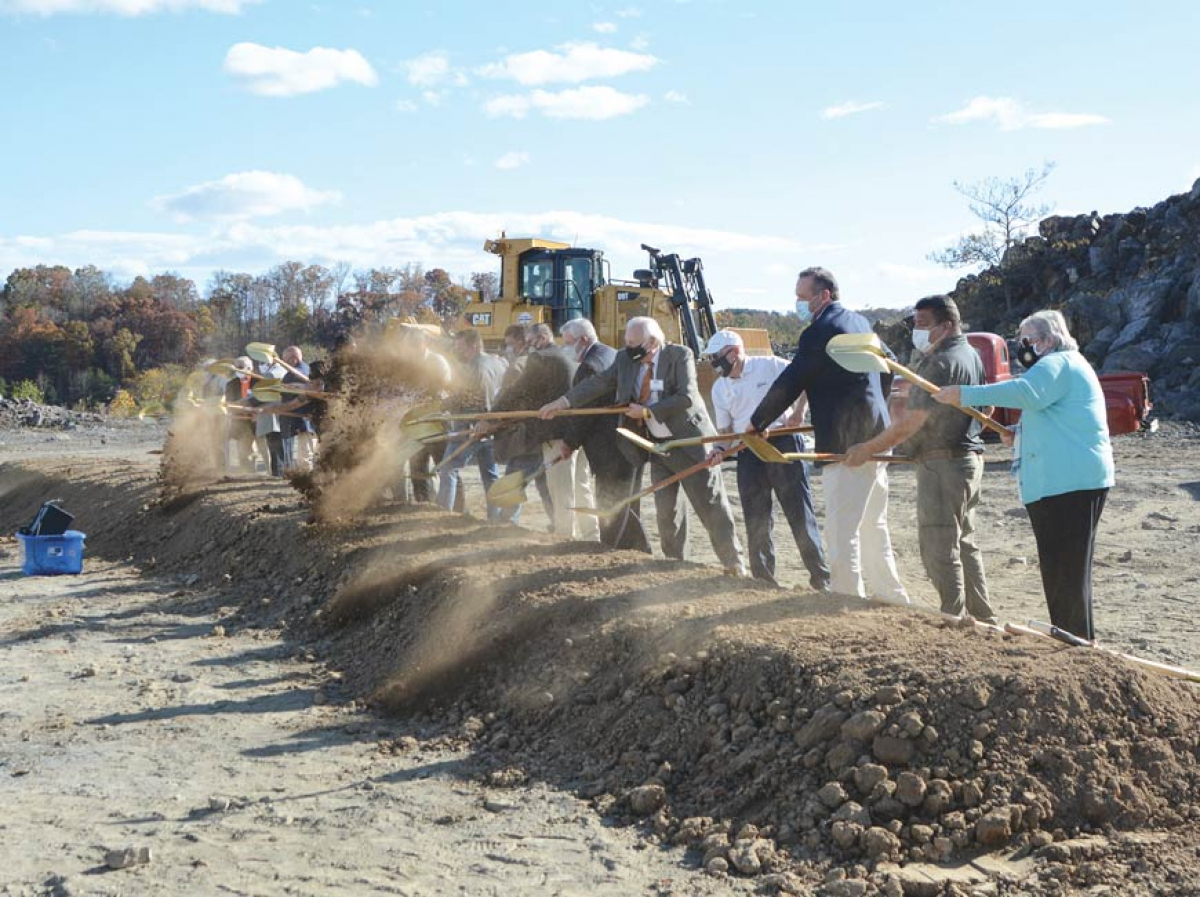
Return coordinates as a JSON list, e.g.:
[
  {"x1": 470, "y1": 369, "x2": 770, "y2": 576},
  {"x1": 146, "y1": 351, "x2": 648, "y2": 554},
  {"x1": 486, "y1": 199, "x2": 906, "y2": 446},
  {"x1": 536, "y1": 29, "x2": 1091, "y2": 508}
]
[
  {"x1": 574, "y1": 442, "x2": 747, "y2": 518},
  {"x1": 486, "y1": 455, "x2": 567, "y2": 508},
  {"x1": 412, "y1": 406, "x2": 631, "y2": 425},
  {"x1": 245, "y1": 342, "x2": 311, "y2": 382},
  {"x1": 206, "y1": 359, "x2": 272, "y2": 381},
  {"x1": 826, "y1": 333, "x2": 1012, "y2": 437},
  {"x1": 617, "y1": 423, "x2": 814, "y2": 456}
]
